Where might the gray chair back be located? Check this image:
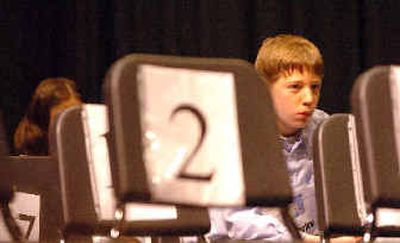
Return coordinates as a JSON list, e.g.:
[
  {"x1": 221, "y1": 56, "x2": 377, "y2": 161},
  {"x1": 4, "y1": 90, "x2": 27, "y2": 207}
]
[
  {"x1": 313, "y1": 114, "x2": 367, "y2": 238},
  {"x1": 104, "y1": 54, "x2": 299, "y2": 239},
  {"x1": 352, "y1": 65, "x2": 400, "y2": 237},
  {"x1": 50, "y1": 104, "x2": 210, "y2": 242}
]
